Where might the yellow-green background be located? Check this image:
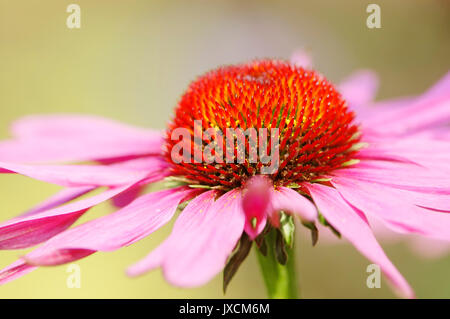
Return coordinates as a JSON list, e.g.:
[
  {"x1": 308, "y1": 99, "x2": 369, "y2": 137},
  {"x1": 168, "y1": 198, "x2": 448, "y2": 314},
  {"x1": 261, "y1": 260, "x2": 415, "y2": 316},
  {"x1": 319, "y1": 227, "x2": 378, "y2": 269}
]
[{"x1": 0, "y1": 0, "x2": 449, "y2": 298}]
